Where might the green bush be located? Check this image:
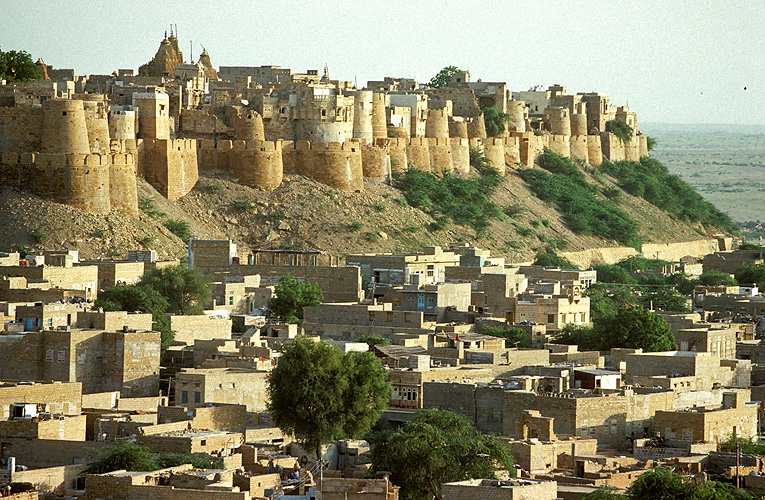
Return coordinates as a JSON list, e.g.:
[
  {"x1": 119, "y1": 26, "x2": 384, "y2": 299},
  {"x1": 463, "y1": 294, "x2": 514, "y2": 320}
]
[
  {"x1": 503, "y1": 203, "x2": 526, "y2": 218},
  {"x1": 365, "y1": 232, "x2": 379, "y2": 243},
  {"x1": 31, "y1": 226, "x2": 47, "y2": 244},
  {"x1": 532, "y1": 251, "x2": 578, "y2": 269},
  {"x1": 164, "y1": 220, "x2": 192, "y2": 243},
  {"x1": 348, "y1": 220, "x2": 362, "y2": 231},
  {"x1": 512, "y1": 222, "x2": 534, "y2": 237},
  {"x1": 599, "y1": 157, "x2": 733, "y2": 231},
  {"x1": 530, "y1": 219, "x2": 542, "y2": 228},
  {"x1": 206, "y1": 183, "x2": 222, "y2": 194},
  {"x1": 138, "y1": 197, "x2": 165, "y2": 219},
  {"x1": 265, "y1": 210, "x2": 286, "y2": 224},
  {"x1": 483, "y1": 106, "x2": 511, "y2": 137},
  {"x1": 605, "y1": 119, "x2": 633, "y2": 144},
  {"x1": 520, "y1": 150, "x2": 640, "y2": 248},
  {"x1": 232, "y1": 200, "x2": 255, "y2": 212},
  {"x1": 393, "y1": 163, "x2": 503, "y2": 236}
]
